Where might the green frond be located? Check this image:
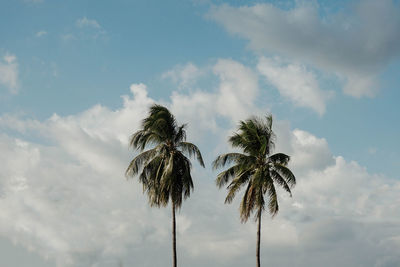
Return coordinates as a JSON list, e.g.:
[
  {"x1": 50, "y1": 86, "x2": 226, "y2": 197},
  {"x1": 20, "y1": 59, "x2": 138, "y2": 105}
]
[
  {"x1": 129, "y1": 130, "x2": 164, "y2": 151},
  {"x1": 215, "y1": 164, "x2": 239, "y2": 188},
  {"x1": 273, "y1": 163, "x2": 296, "y2": 187},
  {"x1": 269, "y1": 153, "x2": 290, "y2": 166},
  {"x1": 125, "y1": 147, "x2": 158, "y2": 178},
  {"x1": 212, "y1": 152, "x2": 250, "y2": 170},
  {"x1": 270, "y1": 169, "x2": 292, "y2": 197},
  {"x1": 224, "y1": 169, "x2": 251, "y2": 204},
  {"x1": 139, "y1": 155, "x2": 165, "y2": 206},
  {"x1": 179, "y1": 142, "x2": 205, "y2": 167},
  {"x1": 240, "y1": 181, "x2": 257, "y2": 222},
  {"x1": 239, "y1": 182, "x2": 252, "y2": 222},
  {"x1": 174, "y1": 124, "x2": 187, "y2": 143},
  {"x1": 142, "y1": 104, "x2": 177, "y2": 140},
  {"x1": 267, "y1": 182, "x2": 279, "y2": 217},
  {"x1": 228, "y1": 115, "x2": 276, "y2": 156}
]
